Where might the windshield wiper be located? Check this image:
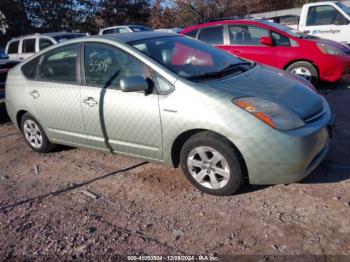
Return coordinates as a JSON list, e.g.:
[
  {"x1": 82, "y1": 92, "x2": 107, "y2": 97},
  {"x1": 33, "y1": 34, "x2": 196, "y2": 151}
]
[{"x1": 187, "y1": 62, "x2": 255, "y2": 81}]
